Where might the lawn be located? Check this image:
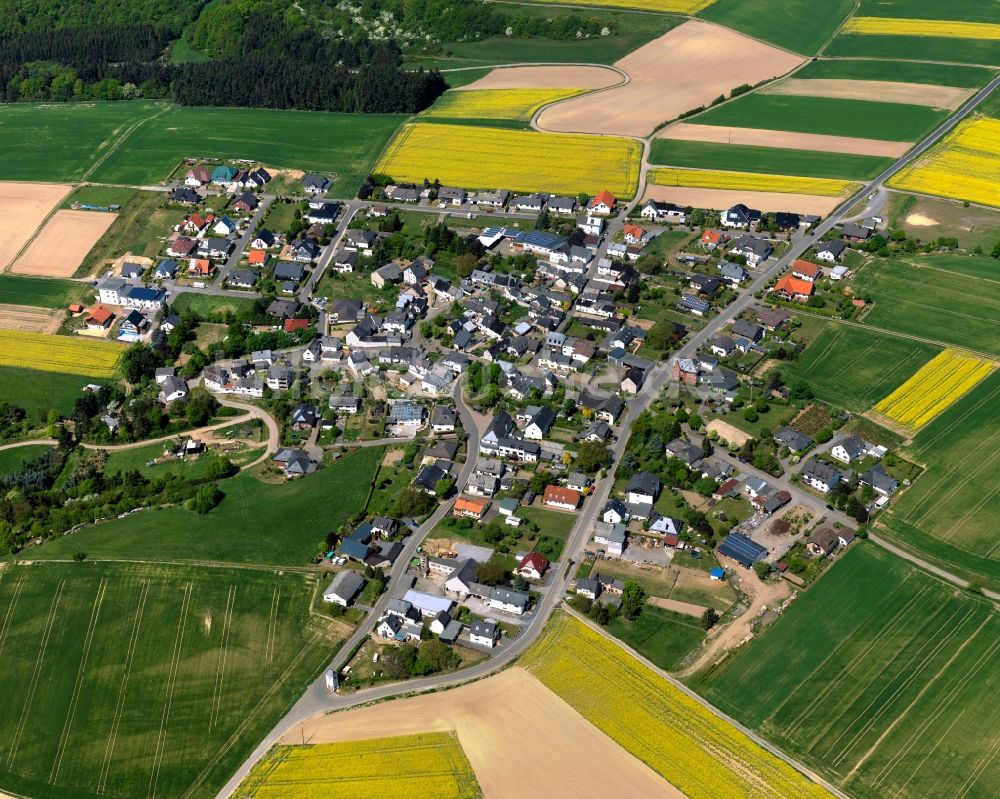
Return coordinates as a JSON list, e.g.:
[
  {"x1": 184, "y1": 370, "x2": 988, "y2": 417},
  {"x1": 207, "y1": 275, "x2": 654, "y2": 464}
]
[
  {"x1": 649, "y1": 139, "x2": 893, "y2": 180},
  {"x1": 694, "y1": 94, "x2": 949, "y2": 142},
  {"x1": 0, "y1": 275, "x2": 89, "y2": 309},
  {"x1": 102, "y1": 441, "x2": 261, "y2": 480},
  {"x1": 706, "y1": 403, "x2": 796, "y2": 438},
  {"x1": 0, "y1": 560, "x2": 341, "y2": 799},
  {"x1": 60, "y1": 185, "x2": 138, "y2": 209},
  {"x1": 781, "y1": 321, "x2": 939, "y2": 412},
  {"x1": 793, "y1": 58, "x2": 995, "y2": 88},
  {"x1": 313, "y1": 270, "x2": 399, "y2": 310},
  {"x1": 851, "y1": 256, "x2": 1000, "y2": 355},
  {"x1": 0, "y1": 444, "x2": 54, "y2": 476},
  {"x1": 30, "y1": 446, "x2": 383, "y2": 566},
  {"x1": 520, "y1": 505, "x2": 577, "y2": 540},
  {"x1": 825, "y1": 34, "x2": 1000, "y2": 66},
  {"x1": 0, "y1": 366, "x2": 111, "y2": 422},
  {"x1": 76, "y1": 190, "x2": 173, "y2": 276},
  {"x1": 689, "y1": 545, "x2": 1000, "y2": 799},
  {"x1": 878, "y1": 369, "x2": 1000, "y2": 590},
  {"x1": 86, "y1": 105, "x2": 406, "y2": 198},
  {"x1": 0, "y1": 101, "x2": 166, "y2": 182},
  {"x1": 171, "y1": 292, "x2": 260, "y2": 320},
  {"x1": 605, "y1": 604, "x2": 705, "y2": 672},
  {"x1": 701, "y1": 0, "x2": 855, "y2": 54}
]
